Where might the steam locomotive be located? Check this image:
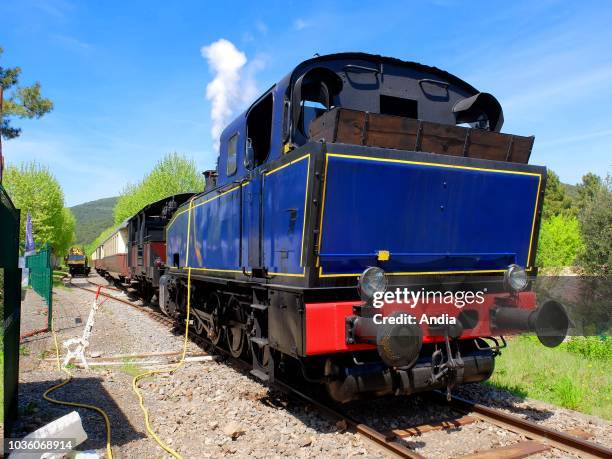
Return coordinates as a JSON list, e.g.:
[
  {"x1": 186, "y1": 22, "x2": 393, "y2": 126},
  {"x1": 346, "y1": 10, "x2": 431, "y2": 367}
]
[{"x1": 96, "y1": 53, "x2": 570, "y2": 402}]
